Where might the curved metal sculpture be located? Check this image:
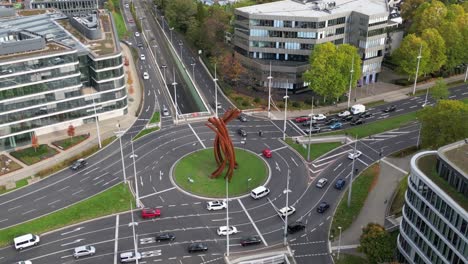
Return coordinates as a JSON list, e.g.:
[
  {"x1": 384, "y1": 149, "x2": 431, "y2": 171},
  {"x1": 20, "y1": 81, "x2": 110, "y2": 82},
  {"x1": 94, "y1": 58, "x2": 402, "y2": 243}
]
[{"x1": 205, "y1": 108, "x2": 242, "y2": 182}]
